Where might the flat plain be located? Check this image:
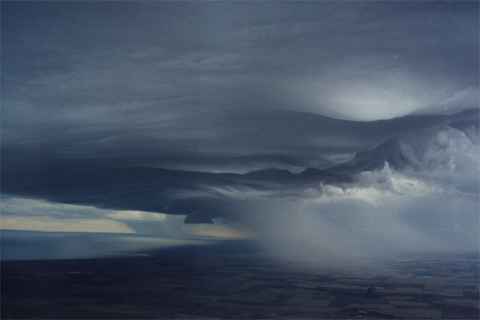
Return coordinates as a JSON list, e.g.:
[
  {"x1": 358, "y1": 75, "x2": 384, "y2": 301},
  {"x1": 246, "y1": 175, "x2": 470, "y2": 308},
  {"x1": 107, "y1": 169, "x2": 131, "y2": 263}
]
[{"x1": 2, "y1": 241, "x2": 479, "y2": 319}]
